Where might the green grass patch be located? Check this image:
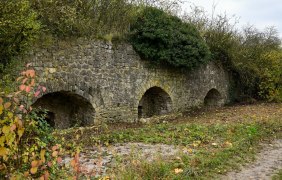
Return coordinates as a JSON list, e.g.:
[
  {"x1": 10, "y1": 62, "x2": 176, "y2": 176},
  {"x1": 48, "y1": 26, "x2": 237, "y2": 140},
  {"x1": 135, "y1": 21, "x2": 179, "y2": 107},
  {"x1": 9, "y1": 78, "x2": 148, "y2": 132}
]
[
  {"x1": 56, "y1": 116, "x2": 282, "y2": 179},
  {"x1": 272, "y1": 169, "x2": 282, "y2": 180}
]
